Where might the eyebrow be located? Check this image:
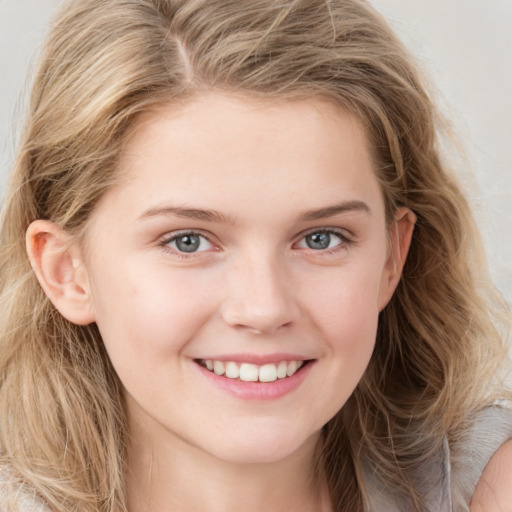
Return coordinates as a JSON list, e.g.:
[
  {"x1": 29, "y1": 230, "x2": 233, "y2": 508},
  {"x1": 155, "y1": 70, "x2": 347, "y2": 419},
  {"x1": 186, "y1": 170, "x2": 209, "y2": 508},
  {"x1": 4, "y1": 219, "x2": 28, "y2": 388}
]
[
  {"x1": 138, "y1": 205, "x2": 234, "y2": 224},
  {"x1": 299, "y1": 200, "x2": 371, "y2": 221},
  {"x1": 138, "y1": 200, "x2": 370, "y2": 224}
]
